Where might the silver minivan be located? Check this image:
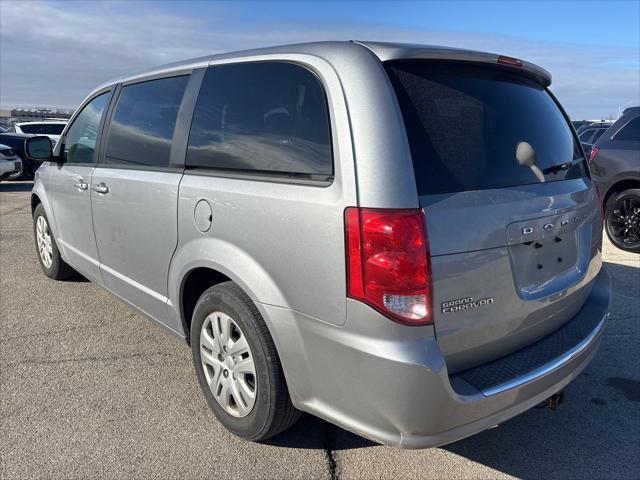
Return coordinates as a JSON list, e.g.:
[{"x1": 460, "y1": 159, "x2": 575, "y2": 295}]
[{"x1": 27, "y1": 41, "x2": 611, "y2": 448}]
